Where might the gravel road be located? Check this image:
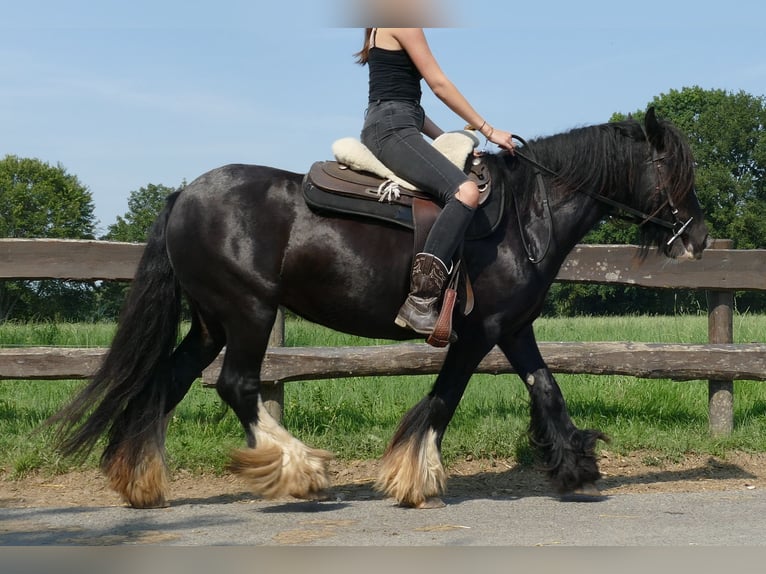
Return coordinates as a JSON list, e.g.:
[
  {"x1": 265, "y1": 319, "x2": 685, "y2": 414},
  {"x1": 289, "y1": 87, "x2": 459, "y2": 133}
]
[{"x1": 2, "y1": 488, "x2": 765, "y2": 546}]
